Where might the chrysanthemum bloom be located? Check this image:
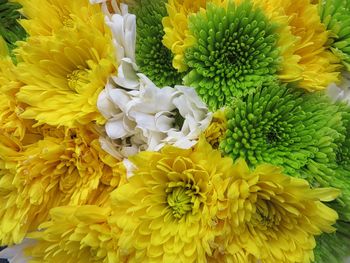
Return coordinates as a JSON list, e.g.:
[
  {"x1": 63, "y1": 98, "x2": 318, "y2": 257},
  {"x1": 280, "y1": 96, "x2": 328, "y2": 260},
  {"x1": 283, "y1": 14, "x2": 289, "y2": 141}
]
[
  {"x1": 0, "y1": 0, "x2": 26, "y2": 58},
  {"x1": 219, "y1": 82, "x2": 350, "y2": 219},
  {"x1": 14, "y1": 0, "x2": 117, "y2": 127},
  {"x1": 22, "y1": 205, "x2": 126, "y2": 263},
  {"x1": 183, "y1": 1, "x2": 281, "y2": 110},
  {"x1": 224, "y1": 160, "x2": 339, "y2": 262},
  {"x1": 220, "y1": 82, "x2": 343, "y2": 176},
  {"x1": 272, "y1": 0, "x2": 340, "y2": 91},
  {"x1": 97, "y1": 71, "x2": 212, "y2": 157},
  {"x1": 133, "y1": 0, "x2": 184, "y2": 87},
  {"x1": 319, "y1": 0, "x2": 350, "y2": 70},
  {"x1": 163, "y1": 0, "x2": 303, "y2": 82},
  {"x1": 109, "y1": 138, "x2": 233, "y2": 262},
  {"x1": 16, "y1": 0, "x2": 102, "y2": 37},
  {"x1": 162, "y1": 0, "x2": 207, "y2": 72},
  {"x1": 0, "y1": 124, "x2": 126, "y2": 245}
]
